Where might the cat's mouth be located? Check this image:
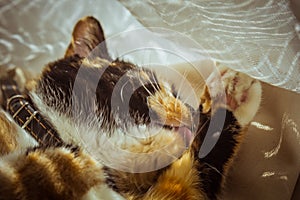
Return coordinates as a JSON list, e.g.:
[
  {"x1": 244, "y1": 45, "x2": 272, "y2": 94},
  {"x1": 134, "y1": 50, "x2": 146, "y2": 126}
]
[{"x1": 162, "y1": 124, "x2": 195, "y2": 148}]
